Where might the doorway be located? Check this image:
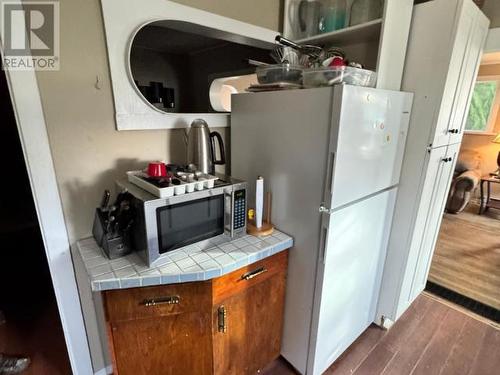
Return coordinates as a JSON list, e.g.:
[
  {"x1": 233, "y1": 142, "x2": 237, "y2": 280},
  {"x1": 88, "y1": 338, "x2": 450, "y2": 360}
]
[
  {"x1": 0, "y1": 69, "x2": 72, "y2": 373},
  {"x1": 427, "y1": 51, "x2": 500, "y2": 324}
]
